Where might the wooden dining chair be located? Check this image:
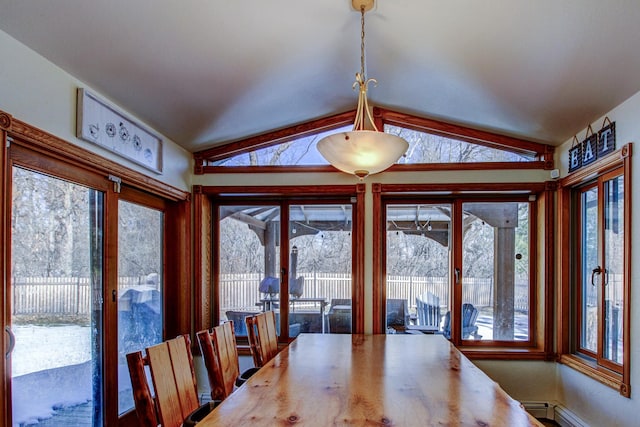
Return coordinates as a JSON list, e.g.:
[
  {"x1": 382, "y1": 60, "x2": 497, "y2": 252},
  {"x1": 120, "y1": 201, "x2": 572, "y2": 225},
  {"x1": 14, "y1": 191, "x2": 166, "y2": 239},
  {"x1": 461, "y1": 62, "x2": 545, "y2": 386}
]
[
  {"x1": 126, "y1": 334, "x2": 216, "y2": 427},
  {"x1": 197, "y1": 321, "x2": 259, "y2": 401},
  {"x1": 245, "y1": 310, "x2": 279, "y2": 367}
]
